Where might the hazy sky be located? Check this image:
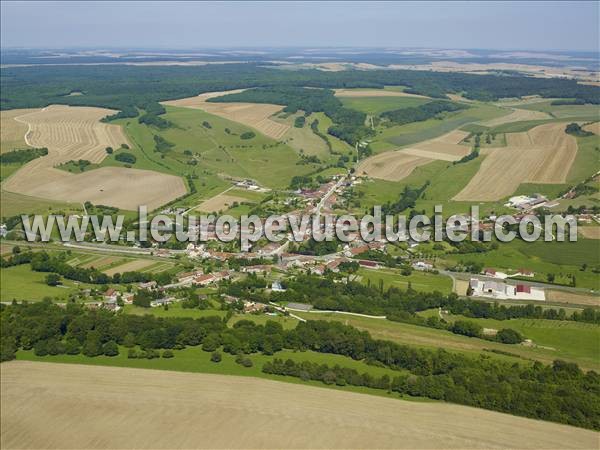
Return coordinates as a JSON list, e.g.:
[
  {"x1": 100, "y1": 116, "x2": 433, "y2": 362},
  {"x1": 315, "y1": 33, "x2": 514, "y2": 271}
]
[{"x1": 1, "y1": 1, "x2": 598, "y2": 51}]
